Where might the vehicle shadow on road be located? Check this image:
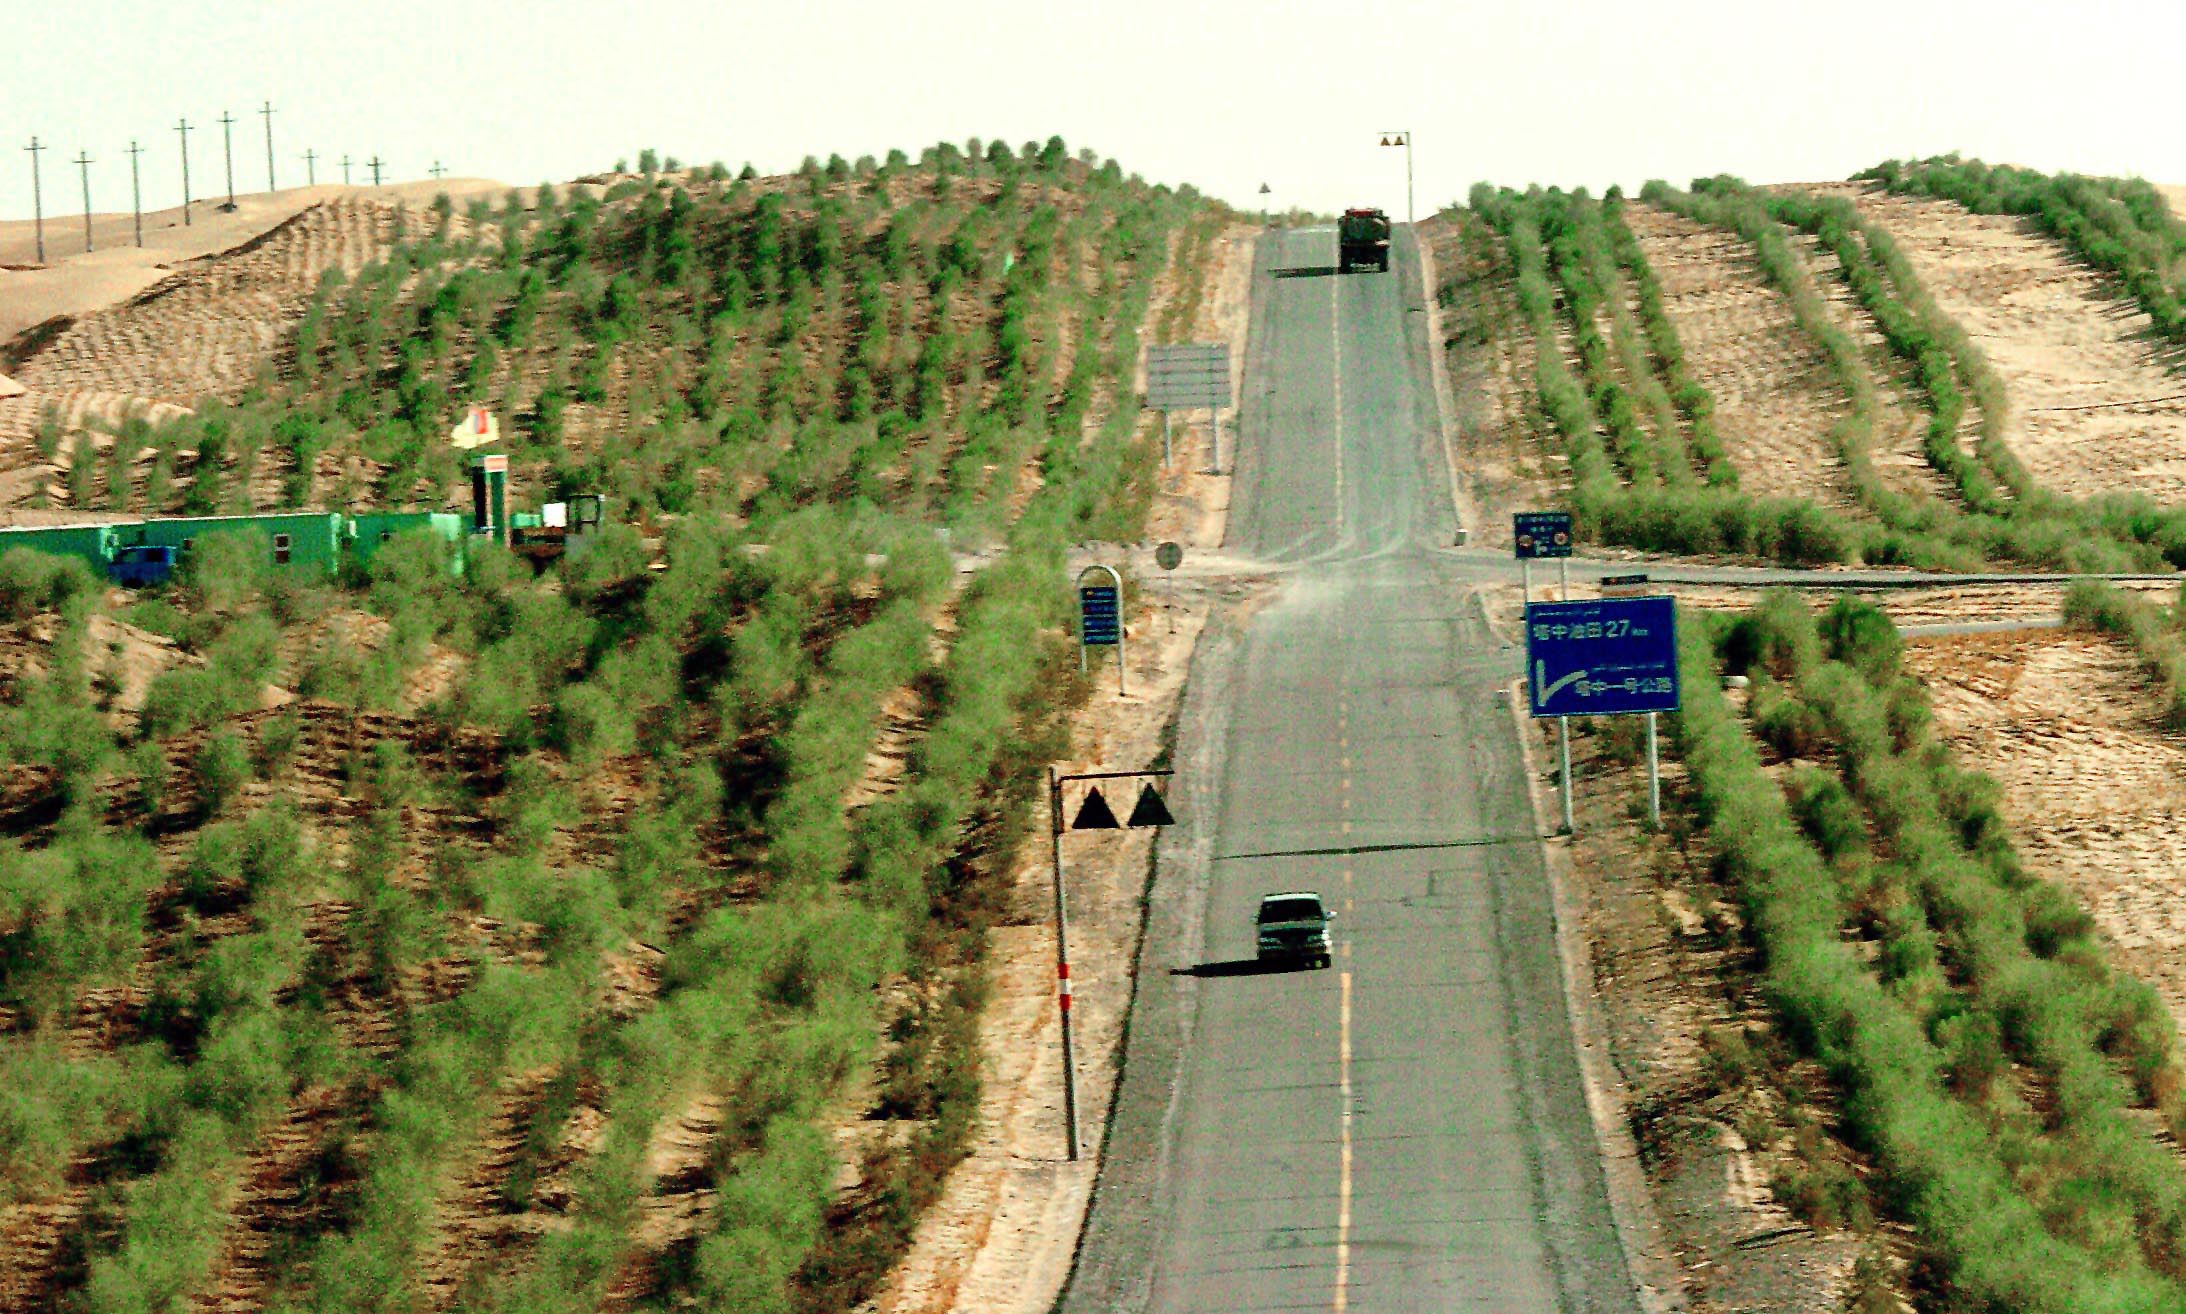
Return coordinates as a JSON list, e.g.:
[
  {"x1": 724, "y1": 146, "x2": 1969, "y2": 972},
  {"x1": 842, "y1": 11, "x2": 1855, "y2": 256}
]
[
  {"x1": 1273, "y1": 265, "x2": 1342, "y2": 279},
  {"x1": 1171, "y1": 958, "x2": 1300, "y2": 978}
]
